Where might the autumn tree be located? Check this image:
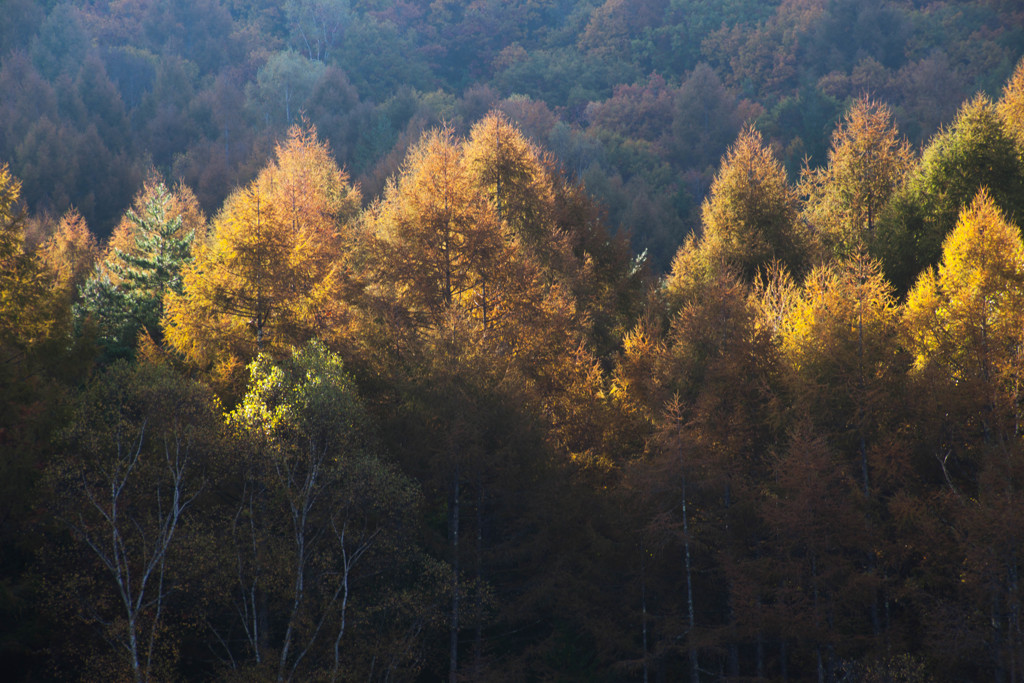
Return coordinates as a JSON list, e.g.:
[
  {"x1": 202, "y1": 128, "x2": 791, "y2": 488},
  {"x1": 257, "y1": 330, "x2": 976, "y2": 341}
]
[
  {"x1": 164, "y1": 125, "x2": 361, "y2": 389},
  {"x1": 698, "y1": 126, "x2": 807, "y2": 279},
  {"x1": 997, "y1": 57, "x2": 1024, "y2": 158},
  {"x1": 772, "y1": 254, "x2": 911, "y2": 668},
  {"x1": 464, "y1": 111, "x2": 555, "y2": 247},
  {"x1": 0, "y1": 163, "x2": 63, "y2": 683},
  {"x1": 902, "y1": 189, "x2": 1024, "y2": 679},
  {"x1": 903, "y1": 189, "x2": 1024, "y2": 485},
  {"x1": 0, "y1": 162, "x2": 51, "y2": 364},
  {"x1": 37, "y1": 208, "x2": 98, "y2": 305},
  {"x1": 779, "y1": 254, "x2": 906, "y2": 497},
  {"x1": 799, "y1": 97, "x2": 914, "y2": 258},
  {"x1": 614, "y1": 255, "x2": 781, "y2": 679},
  {"x1": 366, "y1": 124, "x2": 528, "y2": 680}
]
